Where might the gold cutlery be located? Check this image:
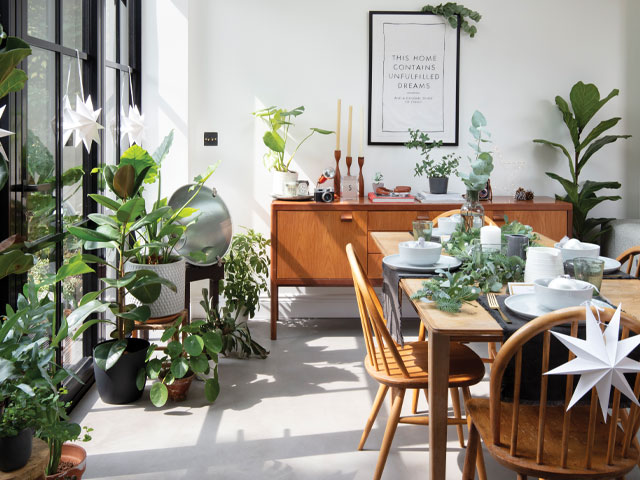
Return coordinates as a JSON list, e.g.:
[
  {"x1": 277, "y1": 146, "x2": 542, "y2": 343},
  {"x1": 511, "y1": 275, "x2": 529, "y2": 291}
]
[{"x1": 487, "y1": 292, "x2": 511, "y2": 324}]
